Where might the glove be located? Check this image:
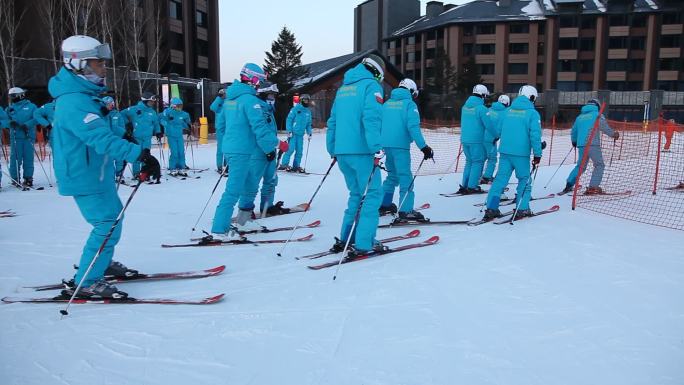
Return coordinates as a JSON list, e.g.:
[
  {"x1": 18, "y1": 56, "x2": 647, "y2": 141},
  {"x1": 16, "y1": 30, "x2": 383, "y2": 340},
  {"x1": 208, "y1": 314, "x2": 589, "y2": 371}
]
[
  {"x1": 218, "y1": 89, "x2": 225, "y2": 97},
  {"x1": 20, "y1": 124, "x2": 28, "y2": 134},
  {"x1": 138, "y1": 148, "x2": 160, "y2": 182},
  {"x1": 9, "y1": 121, "x2": 18, "y2": 129},
  {"x1": 420, "y1": 145, "x2": 434, "y2": 160},
  {"x1": 374, "y1": 150, "x2": 385, "y2": 165},
  {"x1": 168, "y1": 116, "x2": 174, "y2": 121},
  {"x1": 123, "y1": 130, "x2": 138, "y2": 144},
  {"x1": 287, "y1": 132, "x2": 293, "y2": 138},
  {"x1": 532, "y1": 156, "x2": 541, "y2": 166},
  {"x1": 278, "y1": 140, "x2": 289, "y2": 153},
  {"x1": 155, "y1": 133, "x2": 163, "y2": 140},
  {"x1": 613, "y1": 132, "x2": 620, "y2": 140},
  {"x1": 572, "y1": 141, "x2": 577, "y2": 148},
  {"x1": 266, "y1": 150, "x2": 276, "y2": 162},
  {"x1": 182, "y1": 128, "x2": 190, "y2": 135},
  {"x1": 541, "y1": 140, "x2": 547, "y2": 150}
]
